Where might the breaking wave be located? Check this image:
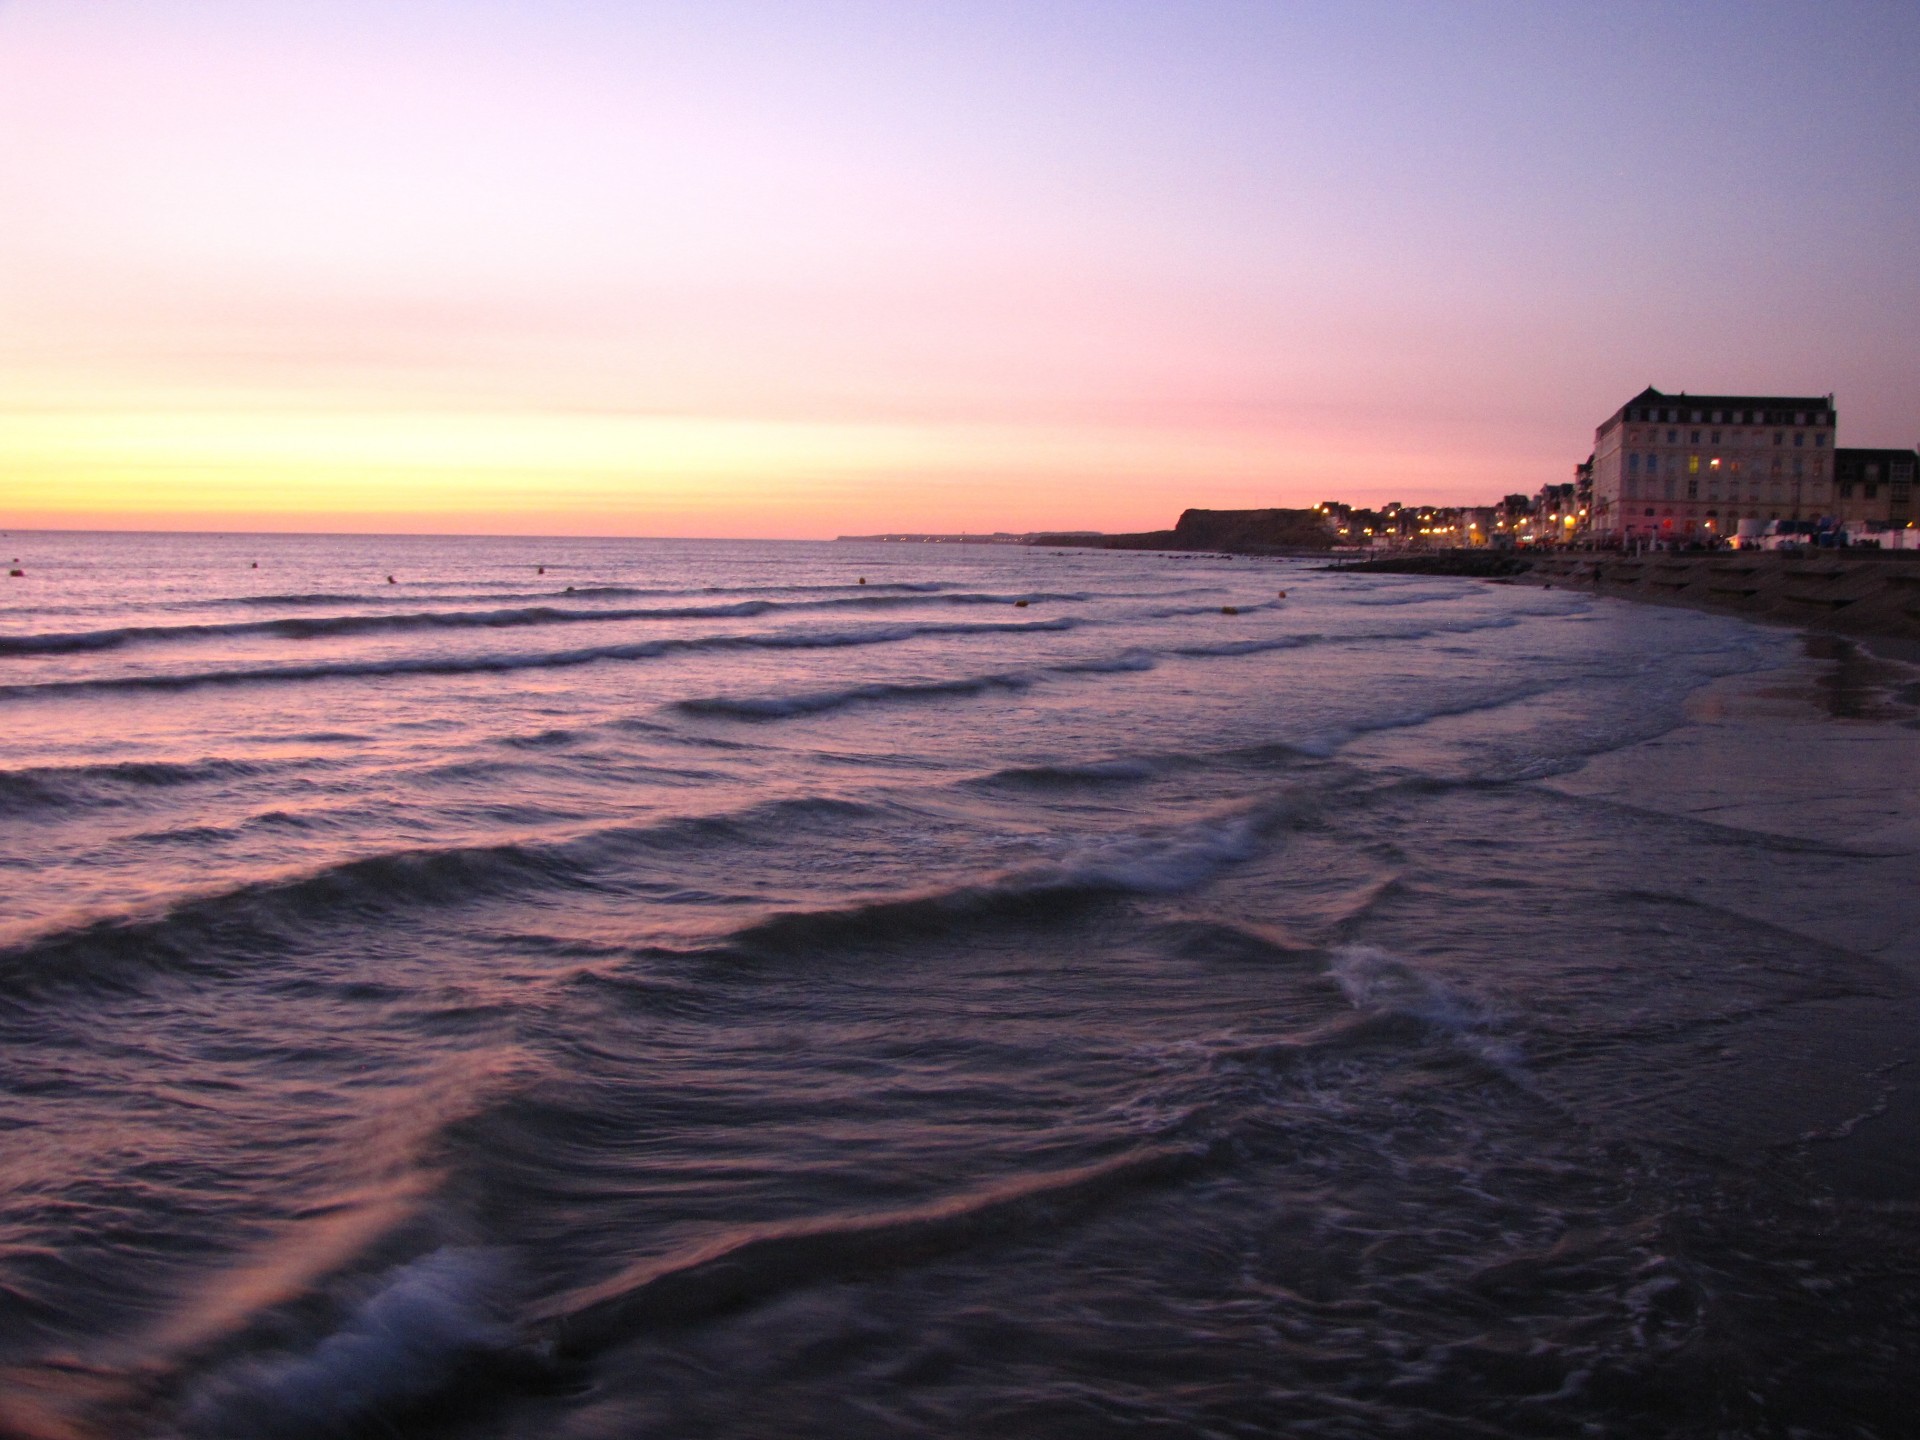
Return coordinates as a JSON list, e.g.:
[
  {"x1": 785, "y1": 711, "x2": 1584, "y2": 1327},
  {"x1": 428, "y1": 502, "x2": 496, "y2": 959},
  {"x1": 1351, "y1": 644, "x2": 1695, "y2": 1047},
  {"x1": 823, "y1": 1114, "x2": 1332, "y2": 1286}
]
[
  {"x1": 0, "y1": 618, "x2": 1081, "y2": 699},
  {"x1": 0, "y1": 593, "x2": 1093, "y2": 658}
]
